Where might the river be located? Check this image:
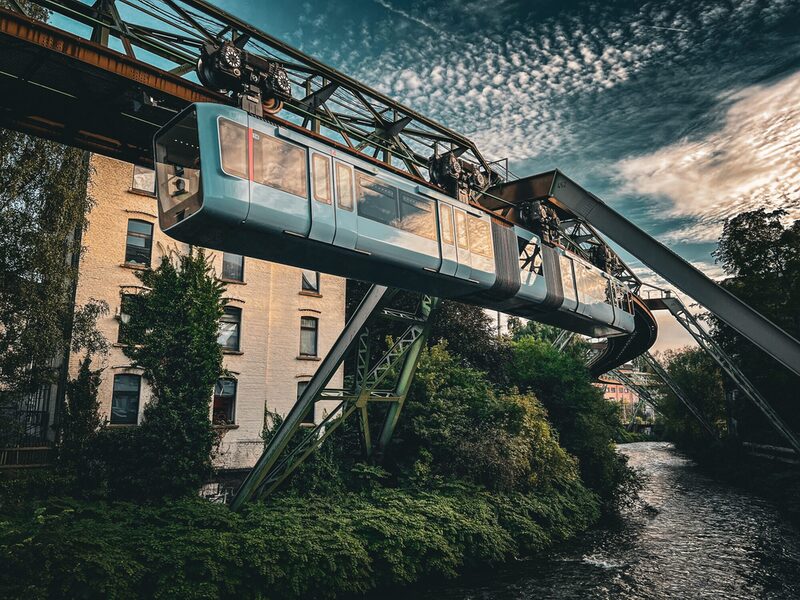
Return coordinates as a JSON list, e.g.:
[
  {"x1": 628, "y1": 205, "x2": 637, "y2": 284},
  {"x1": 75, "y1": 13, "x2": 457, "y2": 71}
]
[{"x1": 392, "y1": 441, "x2": 800, "y2": 599}]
